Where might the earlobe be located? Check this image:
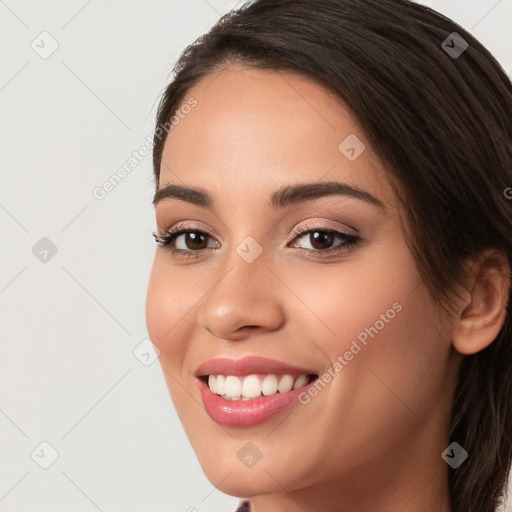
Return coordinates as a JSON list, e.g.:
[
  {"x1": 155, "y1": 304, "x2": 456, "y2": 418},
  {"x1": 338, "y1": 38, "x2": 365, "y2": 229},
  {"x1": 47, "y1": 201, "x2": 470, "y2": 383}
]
[{"x1": 452, "y1": 249, "x2": 511, "y2": 356}]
